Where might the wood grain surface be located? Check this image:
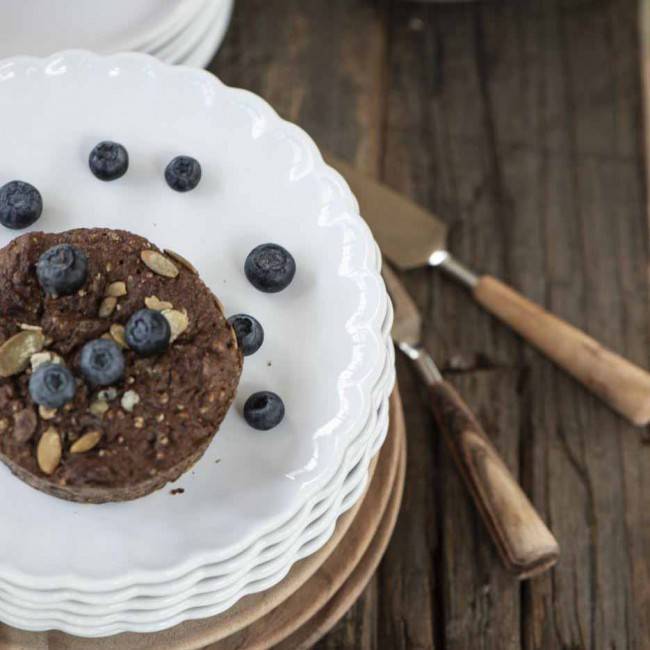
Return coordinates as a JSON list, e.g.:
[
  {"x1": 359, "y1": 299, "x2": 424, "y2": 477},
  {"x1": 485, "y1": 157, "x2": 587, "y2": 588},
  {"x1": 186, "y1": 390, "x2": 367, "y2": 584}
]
[{"x1": 211, "y1": 1, "x2": 650, "y2": 648}]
